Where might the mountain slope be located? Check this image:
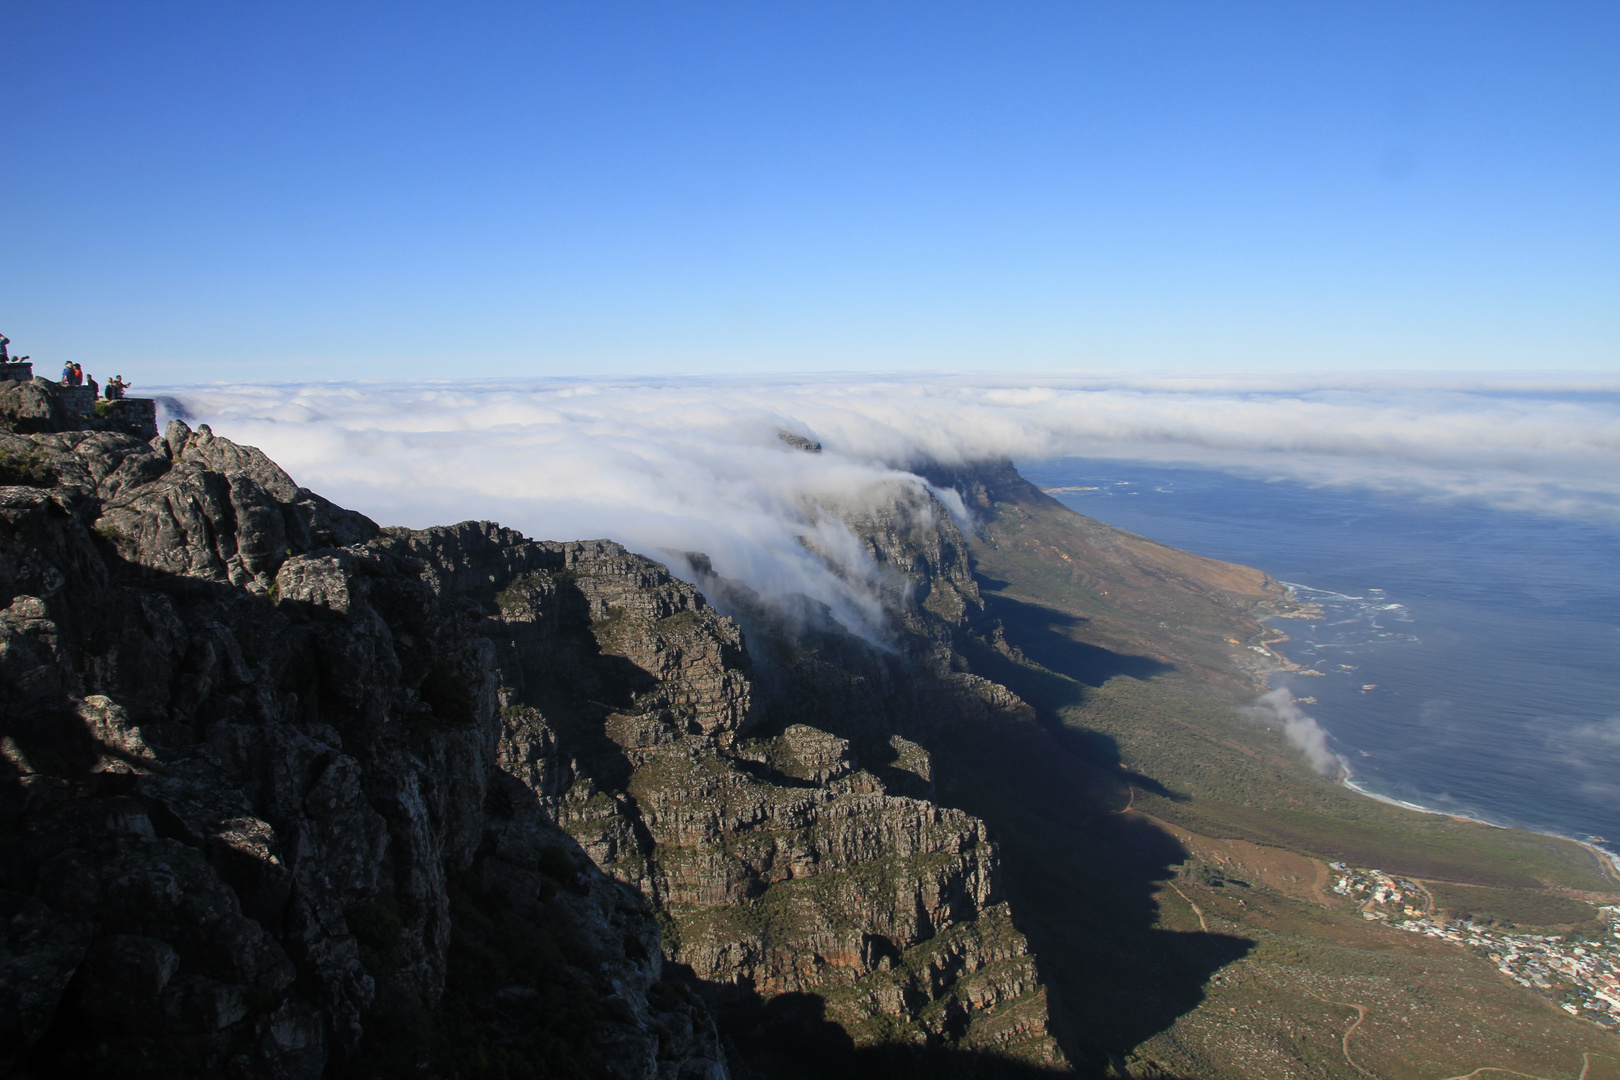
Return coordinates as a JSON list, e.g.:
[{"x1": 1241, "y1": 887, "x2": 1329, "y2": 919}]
[
  {"x1": 0, "y1": 396, "x2": 1066, "y2": 1079},
  {"x1": 0, "y1": 421, "x2": 734, "y2": 1079},
  {"x1": 4, "y1": 380, "x2": 1615, "y2": 1080},
  {"x1": 932, "y1": 459, "x2": 1620, "y2": 1078}
]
